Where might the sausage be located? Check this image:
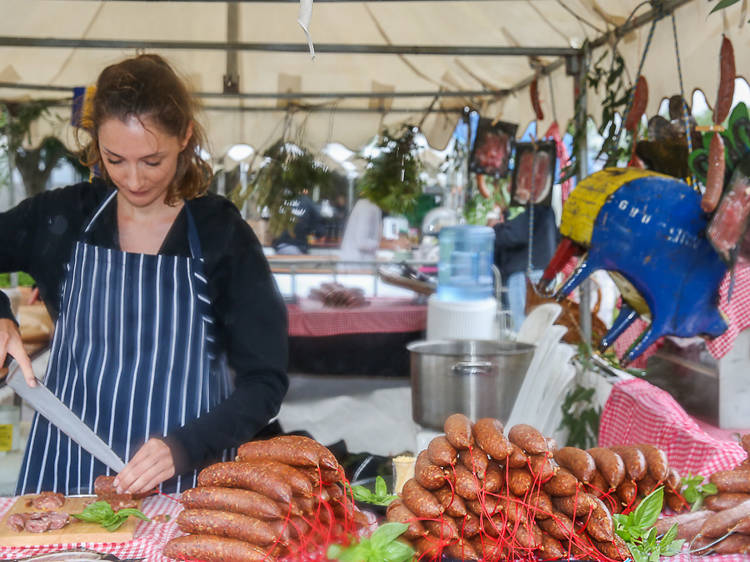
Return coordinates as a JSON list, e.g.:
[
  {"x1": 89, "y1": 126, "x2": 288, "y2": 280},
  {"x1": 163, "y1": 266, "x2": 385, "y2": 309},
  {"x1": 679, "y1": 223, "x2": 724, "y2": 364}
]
[
  {"x1": 655, "y1": 510, "x2": 710, "y2": 540},
  {"x1": 461, "y1": 511, "x2": 481, "y2": 537},
  {"x1": 483, "y1": 461, "x2": 504, "y2": 493},
  {"x1": 433, "y1": 485, "x2": 468, "y2": 517},
  {"x1": 446, "y1": 540, "x2": 480, "y2": 561},
  {"x1": 94, "y1": 475, "x2": 155, "y2": 500},
  {"x1": 710, "y1": 470, "x2": 750, "y2": 493},
  {"x1": 615, "y1": 481, "x2": 636, "y2": 508},
  {"x1": 197, "y1": 462, "x2": 293, "y2": 504},
  {"x1": 695, "y1": 533, "x2": 750, "y2": 554},
  {"x1": 473, "y1": 418, "x2": 512, "y2": 461},
  {"x1": 237, "y1": 460, "x2": 313, "y2": 498},
  {"x1": 699, "y1": 499, "x2": 750, "y2": 538},
  {"x1": 625, "y1": 75, "x2": 648, "y2": 132},
  {"x1": 594, "y1": 534, "x2": 629, "y2": 561},
  {"x1": 665, "y1": 490, "x2": 690, "y2": 513},
  {"x1": 467, "y1": 494, "x2": 499, "y2": 517},
  {"x1": 637, "y1": 474, "x2": 660, "y2": 497},
  {"x1": 528, "y1": 453, "x2": 557, "y2": 481},
  {"x1": 741, "y1": 434, "x2": 750, "y2": 455},
  {"x1": 538, "y1": 511, "x2": 575, "y2": 540},
  {"x1": 509, "y1": 424, "x2": 548, "y2": 455},
  {"x1": 528, "y1": 489, "x2": 554, "y2": 520},
  {"x1": 296, "y1": 466, "x2": 341, "y2": 485},
  {"x1": 587, "y1": 448, "x2": 626, "y2": 489},
  {"x1": 703, "y1": 133, "x2": 726, "y2": 213},
  {"x1": 539, "y1": 534, "x2": 566, "y2": 559},
  {"x1": 163, "y1": 535, "x2": 273, "y2": 562},
  {"x1": 585, "y1": 496, "x2": 615, "y2": 542},
  {"x1": 401, "y1": 478, "x2": 443, "y2": 519},
  {"x1": 732, "y1": 514, "x2": 750, "y2": 534},
  {"x1": 543, "y1": 467, "x2": 580, "y2": 497},
  {"x1": 705, "y1": 493, "x2": 750, "y2": 511},
  {"x1": 385, "y1": 498, "x2": 426, "y2": 539},
  {"x1": 553, "y1": 447, "x2": 596, "y2": 483},
  {"x1": 714, "y1": 36, "x2": 736, "y2": 125},
  {"x1": 459, "y1": 448, "x2": 489, "y2": 479},
  {"x1": 427, "y1": 435, "x2": 458, "y2": 467},
  {"x1": 424, "y1": 516, "x2": 460, "y2": 541},
  {"x1": 530, "y1": 78, "x2": 544, "y2": 121},
  {"x1": 416, "y1": 536, "x2": 444, "y2": 560},
  {"x1": 507, "y1": 444, "x2": 529, "y2": 468},
  {"x1": 236, "y1": 435, "x2": 338, "y2": 470},
  {"x1": 586, "y1": 469, "x2": 609, "y2": 498},
  {"x1": 553, "y1": 493, "x2": 596, "y2": 519},
  {"x1": 507, "y1": 468, "x2": 534, "y2": 497},
  {"x1": 176, "y1": 509, "x2": 281, "y2": 546},
  {"x1": 608, "y1": 446, "x2": 647, "y2": 481},
  {"x1": 666, "y1": 467, "x2": 682, "y2": 491},
  {"x1": 181, "y1": 486, "x2": 284, "y2": 520},
  {"x1": 444, "y1": 413, "x2": 474, "y2": 449},
  {"x1": 449, "y1": 463, "x2": 482, "y2": 500},
  {"x1": 514, "y1": 520, "x2": 543, "y2": 550},
  {"x1": 497, "y1": 494, "x2": 529, "y2": 523},
  {"x1": 634, "y1": 444, "x2": 668, "y2": 481},
  {"x1": 415, "y1": 450, "x2": 446, "y2": 490}
]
